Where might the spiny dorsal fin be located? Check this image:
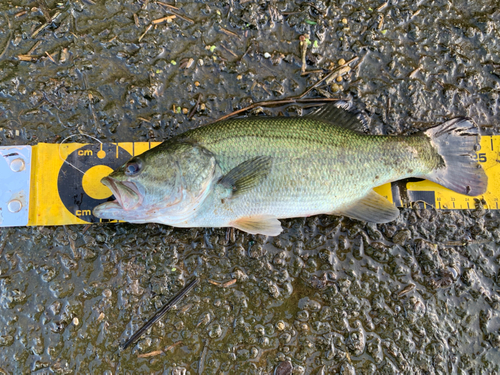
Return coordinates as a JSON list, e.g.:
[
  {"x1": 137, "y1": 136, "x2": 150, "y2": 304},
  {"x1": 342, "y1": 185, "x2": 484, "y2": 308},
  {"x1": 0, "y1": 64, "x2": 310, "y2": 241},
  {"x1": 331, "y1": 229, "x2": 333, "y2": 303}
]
[
  {"x1": 218, "y1": 156, "x2": 272, "y2": 197},
  {"x1": 335, "y1": 190, "x2": 400, "y2": 223},
  {"x1": 307, "y1": 100, "x2": 369, "y2": 133},
  {"x1": 230, "y1": 215, "x2": 283, "y2": 236}
]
